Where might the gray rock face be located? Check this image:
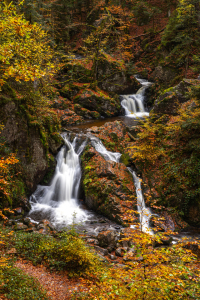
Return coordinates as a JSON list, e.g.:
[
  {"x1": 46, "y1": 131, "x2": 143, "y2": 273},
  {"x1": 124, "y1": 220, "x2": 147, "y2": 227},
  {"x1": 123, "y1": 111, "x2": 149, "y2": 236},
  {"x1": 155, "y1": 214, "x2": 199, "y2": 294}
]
[{"x1": 0, "y1": 100, "x2": 61, "y2": 194}]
